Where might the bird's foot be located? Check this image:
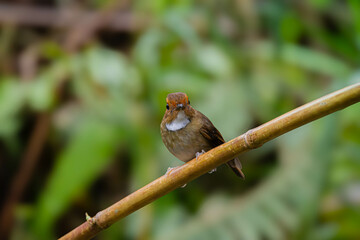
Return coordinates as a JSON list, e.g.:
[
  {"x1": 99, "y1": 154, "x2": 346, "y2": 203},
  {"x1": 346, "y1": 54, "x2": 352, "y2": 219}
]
[
  {"x1": 208, "y1": 168, "x2": 217, "y2": 174},
  {"x1": 165, "y1": 167, "x2": 173, "y2": 175},
  {"x1": 195, "y1": 150, "x2": 206, "y2": 160},
  {"x1": 165, "y1": 166, "x2": 179, "y2": 175},
  {"x1": 181, "y1": 183, "x2": 187, "y2": 188}
]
